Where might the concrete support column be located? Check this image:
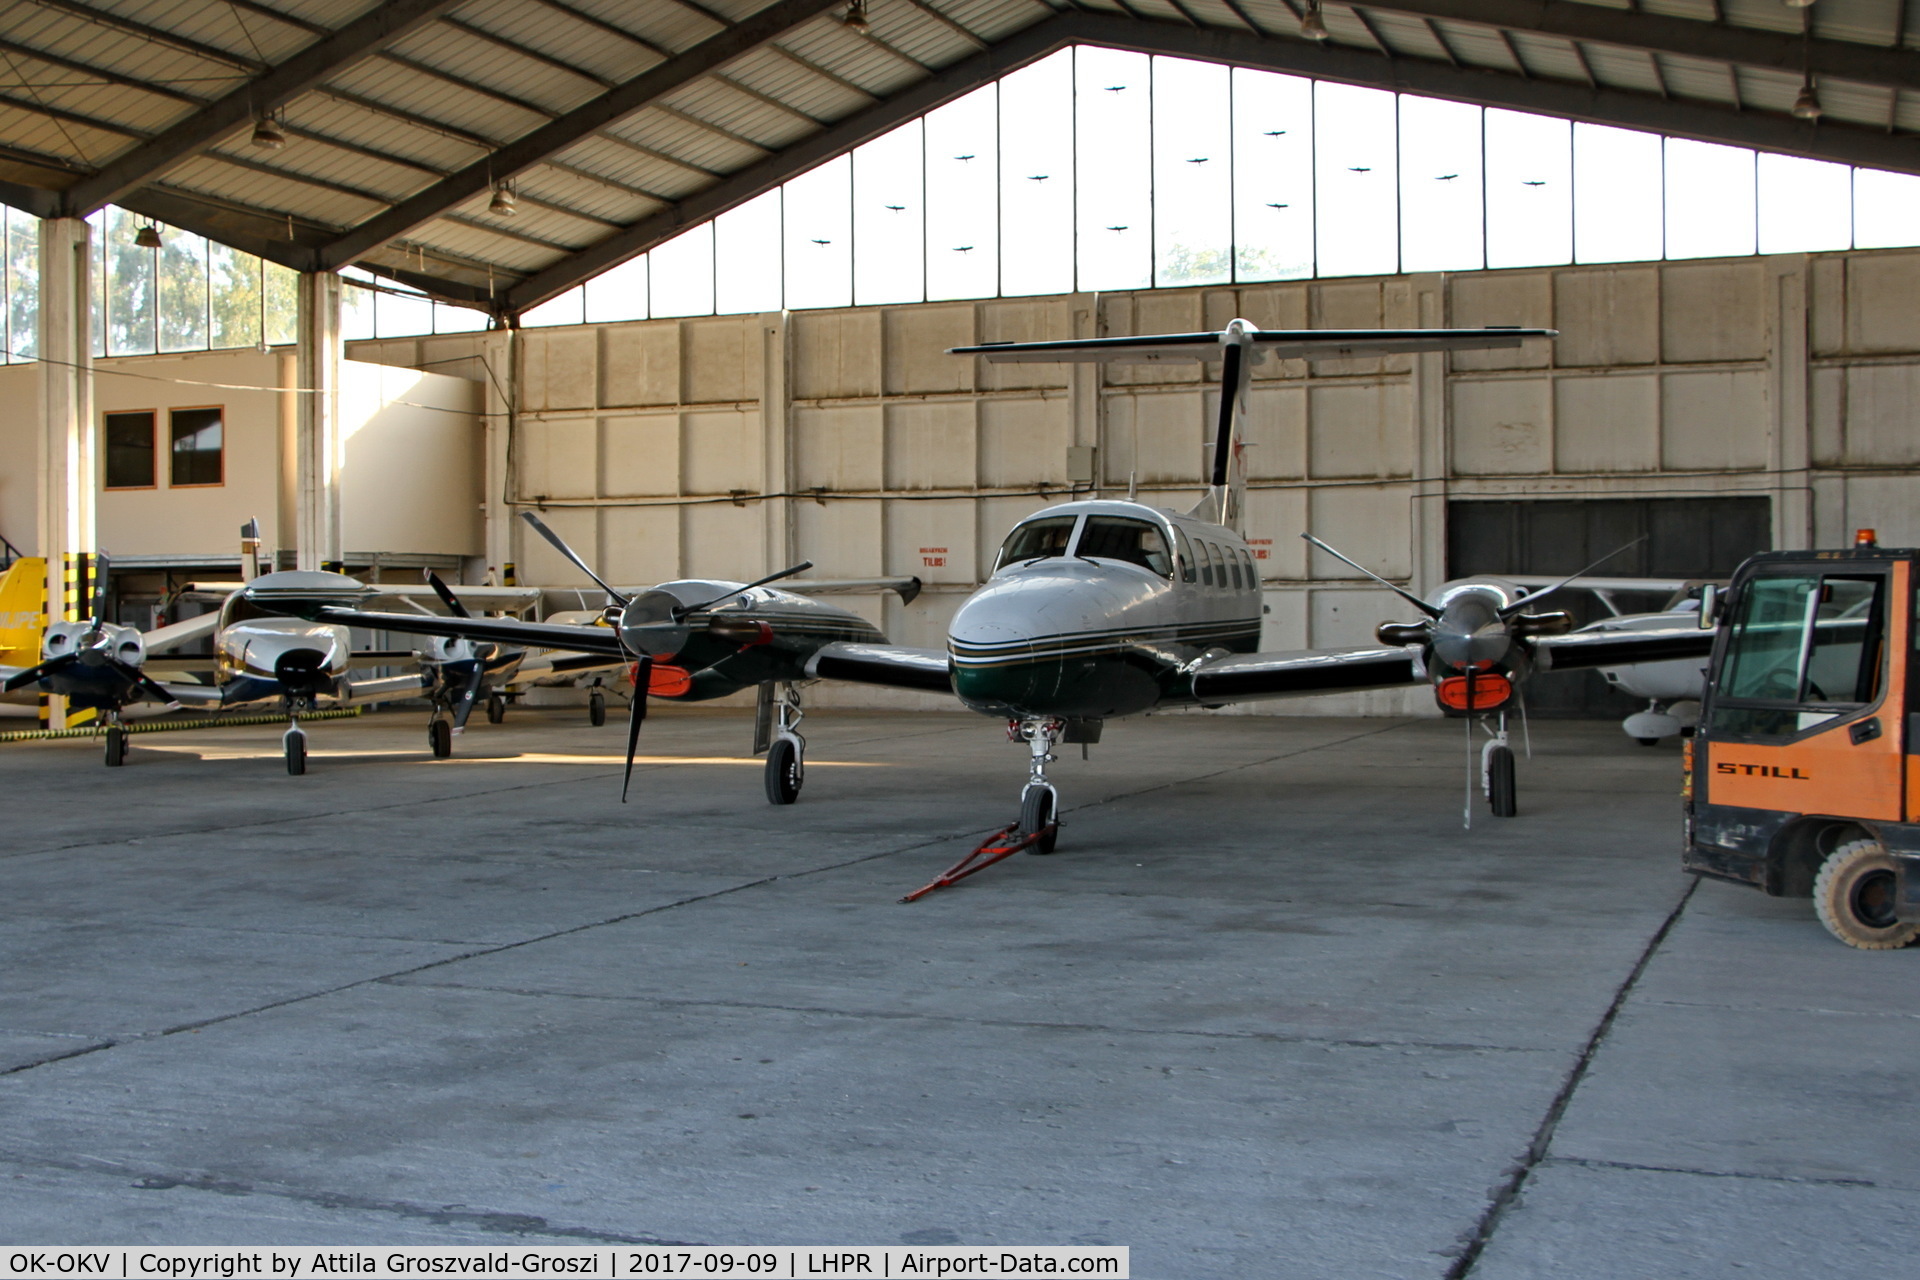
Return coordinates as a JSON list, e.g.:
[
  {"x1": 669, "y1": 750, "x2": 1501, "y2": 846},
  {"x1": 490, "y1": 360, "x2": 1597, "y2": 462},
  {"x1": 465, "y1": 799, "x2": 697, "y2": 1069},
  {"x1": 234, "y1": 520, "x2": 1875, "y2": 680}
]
[
  {"x1": 1769, "y1": 257, "x2": 1813, "y2": 550},
  {"x1": 295, "y1": 271, "x2": 343, "y2": 572},
  {"x1": 37, "y1": 218, "x2": 93, "y2": 726},
  {"x1": 760, "y1": 310, "x2": 793, "y2": 574},
  {"x1": 1410, "y1": 275, "x2": 1450, "y2": 600},
  {"x1": 484, "y1": 327, "x2": 514, "y2": 583}
]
